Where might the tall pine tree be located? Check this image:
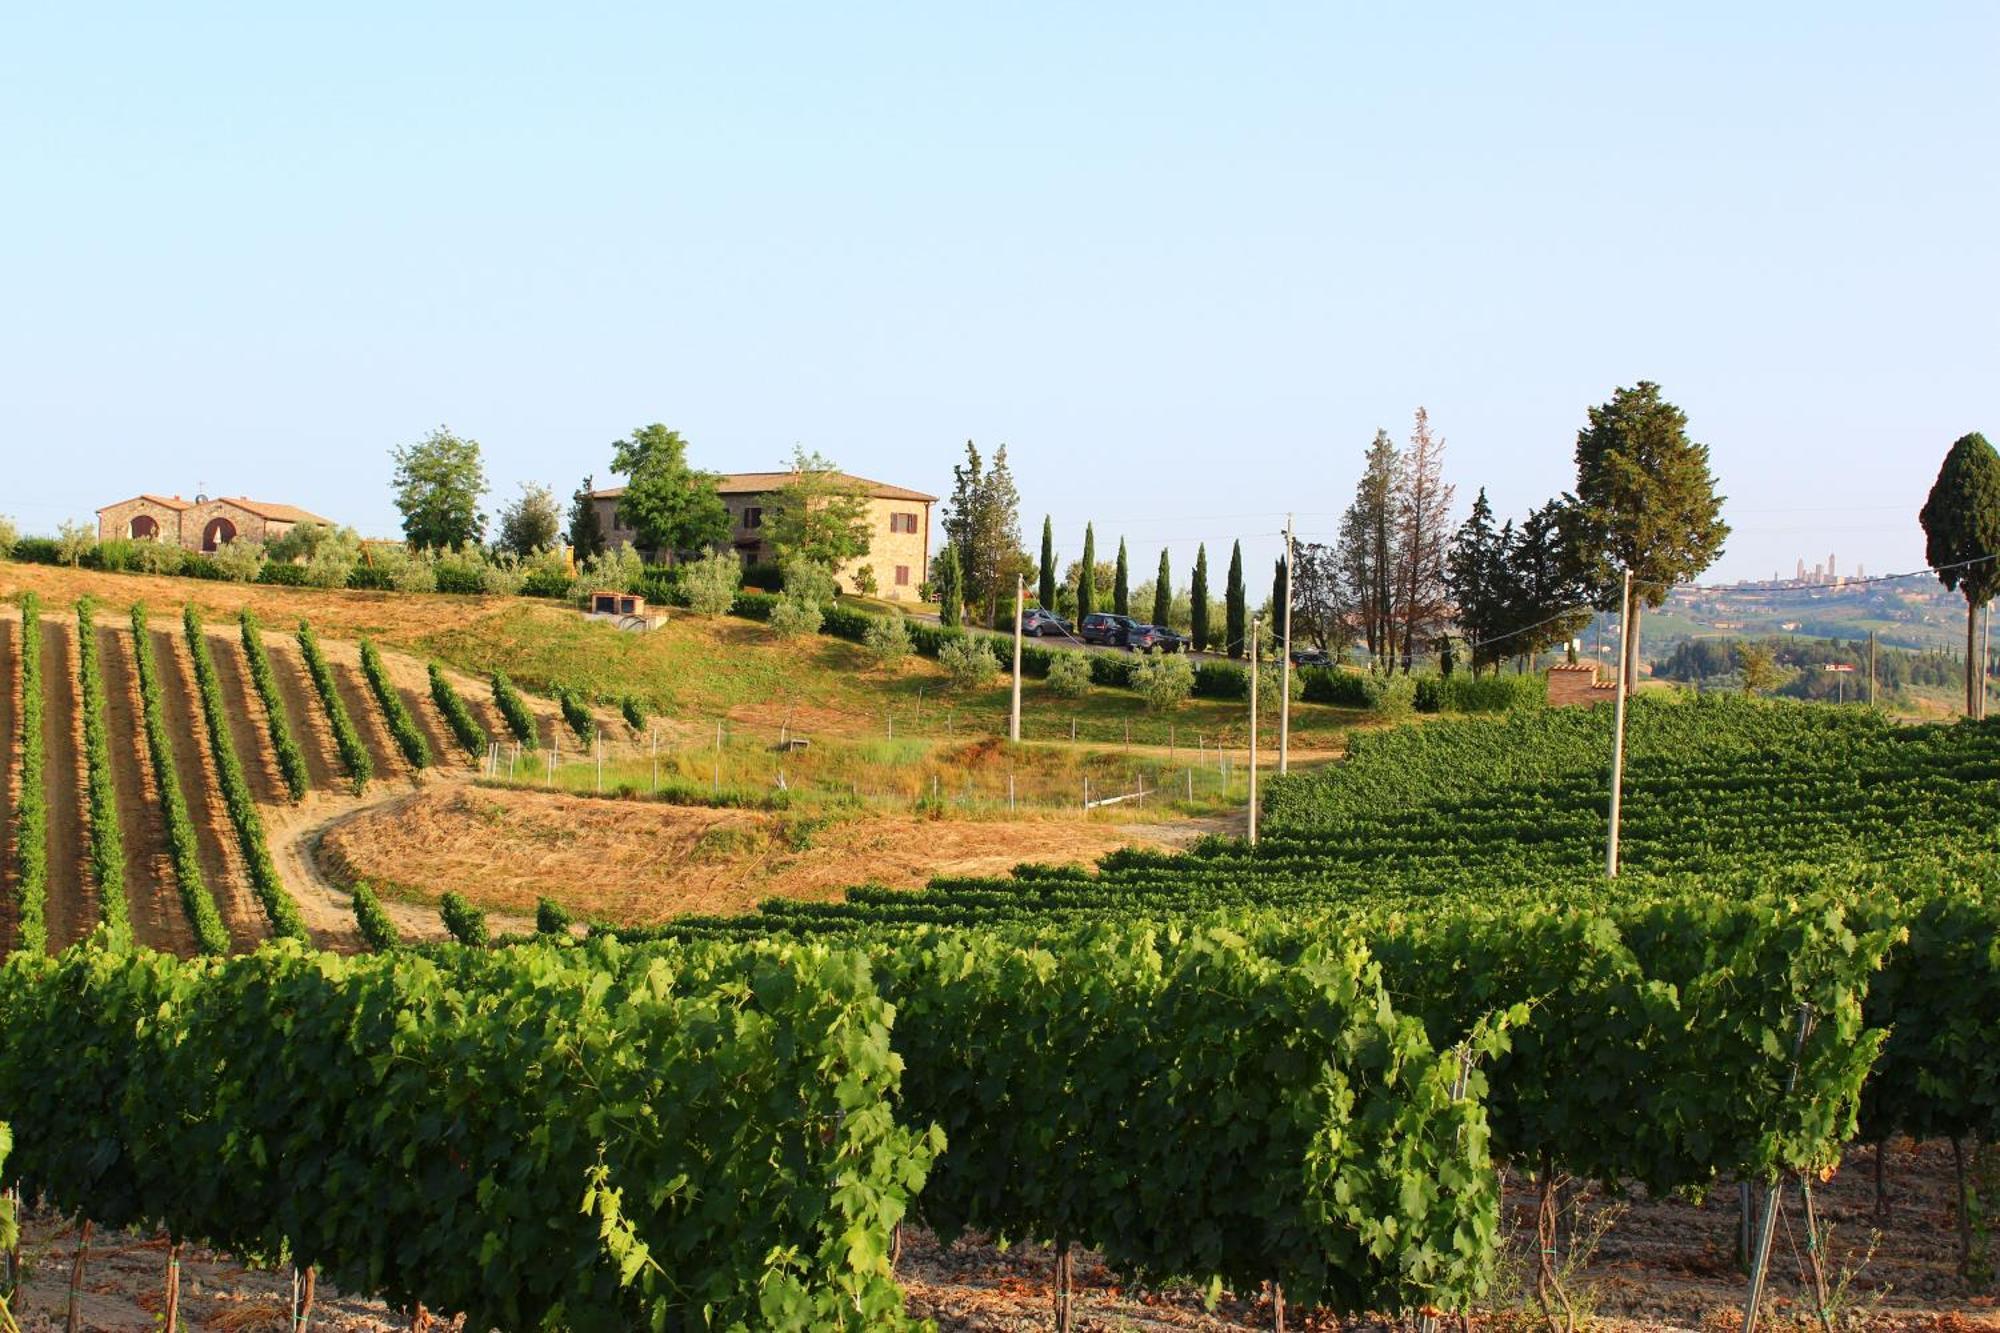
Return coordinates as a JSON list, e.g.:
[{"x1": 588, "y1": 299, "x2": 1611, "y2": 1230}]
[
  {"x1": 1077, "y1": 524, "x2": 1097, "y2": 619},
  {"x1": 1038, "y1": 516, "x2": 1057, "y2": 610},
  {"x1": 1225, "y1": 541, "x2": 1246, "y2": 658},
  {"x1": 1152, "y1": 550, "x2": 1173, "y2": 628},
  {"x1": 1114, "y1": 538, "x2": 1130, "y2": 616},
  {"x1": 935, "y1": 546, "x2": 963, "y2": 628},
  {"x1": 1190, "y1": 544, "x2": 1211, "y2": 651},
  {"x1": 1271, "y1": 558, "x2": 1289, "y2": 648},
  {"x1": 1920, "y1": 432, "x2": 2000, "y2": 717}
]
